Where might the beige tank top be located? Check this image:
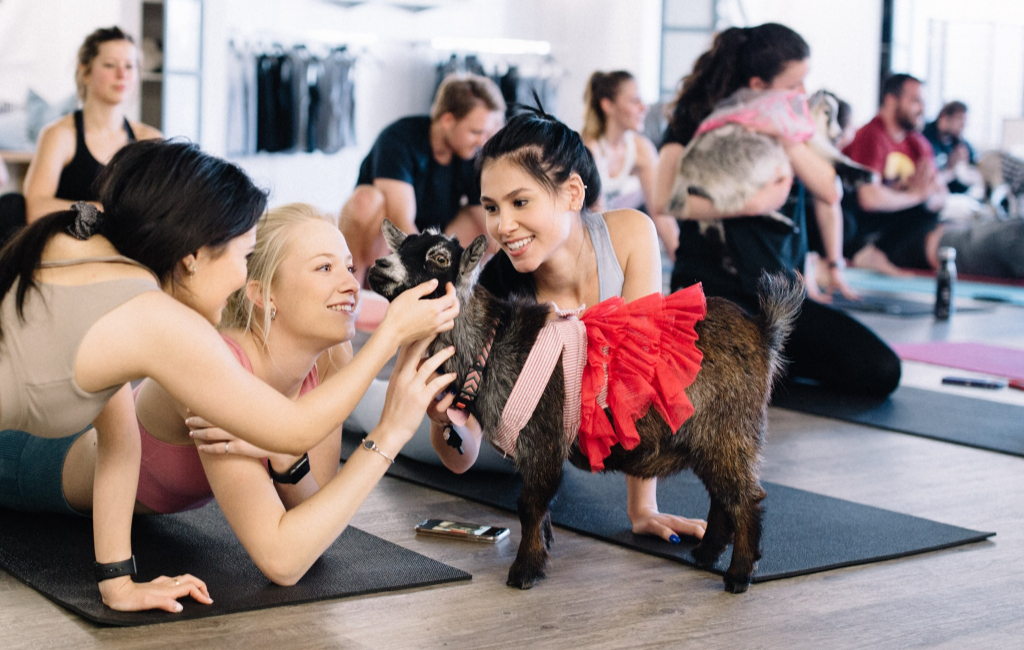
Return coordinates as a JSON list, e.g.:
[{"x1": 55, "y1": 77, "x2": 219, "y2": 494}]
[{"x1": 0, "y1": 256, "x2": 160, "y2": 438}]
